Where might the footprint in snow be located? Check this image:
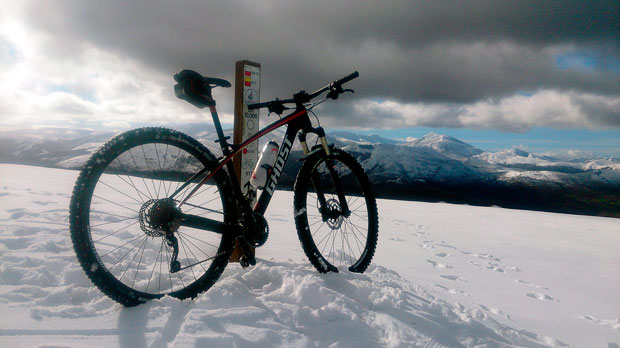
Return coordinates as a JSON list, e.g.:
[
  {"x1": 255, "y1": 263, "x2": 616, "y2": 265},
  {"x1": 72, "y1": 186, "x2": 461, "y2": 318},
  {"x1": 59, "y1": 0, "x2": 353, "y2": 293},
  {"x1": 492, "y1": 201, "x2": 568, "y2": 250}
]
[
  {"x1": 462, "y1": 251, "x2": 502, "y2": 261},
  {"x1": 389, "y1": 237, "x2": 406, "y2": 242},
  {"x1": 581, "y1": 315, "x2": 620, "y2": 331},
  {"x1": 434, "y1": 252, "x2": 448, "y2": 258},
  {"x1": 32, "y1": 200, "x2": 57, "y2": 206},
  {"x1": 514, "y1": 279, "x2": 546, "y2": 289},
  {"x1": 485, "y1": 263, "x2": 505, "y2": 273},
  {"x1": 435, "y1": 242, "x2": 456, "y2": 250},
  {"x1": 427, "y1": 260, "x2": 452, "y2": 269},
  {"x1": 435, "y1": 284, "x2": 469, "y2": 296},
  {"x1": 477, "y1": 304, "x2": 512, "y2": 320},
  {"x1": 440, "y1": 275, "x2": 467, "y2": 282},
  {"x1": 526, "y1": 293, "x2": 558, "y2": 302}
]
